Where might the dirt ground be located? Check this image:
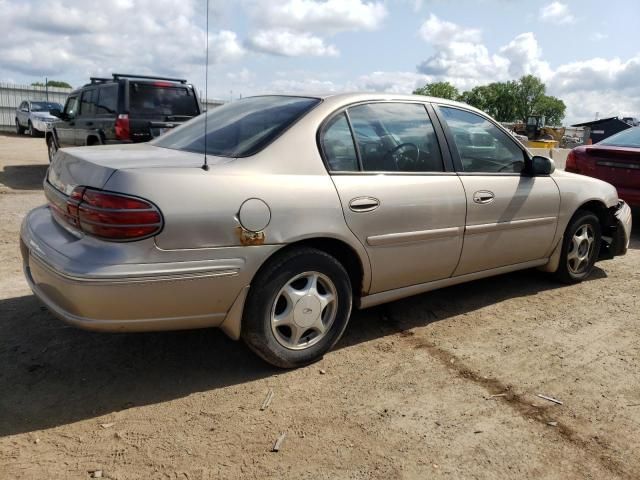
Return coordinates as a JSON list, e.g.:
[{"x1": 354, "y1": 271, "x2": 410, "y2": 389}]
[{"x1": 0, "y1": 133, "x2": 639, "y2": 480}]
